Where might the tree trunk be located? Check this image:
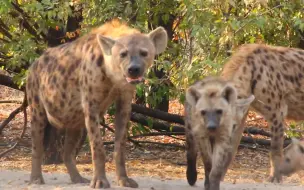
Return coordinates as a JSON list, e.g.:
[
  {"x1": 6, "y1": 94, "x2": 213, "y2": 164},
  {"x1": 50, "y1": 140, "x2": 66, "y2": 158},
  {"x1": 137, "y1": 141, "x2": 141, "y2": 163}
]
[
  {"x1": 42, "y1": 3, "x2": 85, "y2": 165},
  {"x1": 135, "y1": 1, "x2": 179, "y2": 112}
]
